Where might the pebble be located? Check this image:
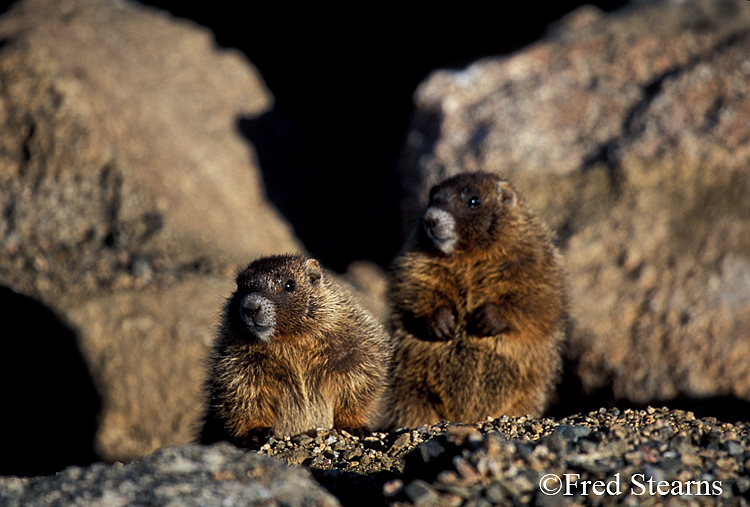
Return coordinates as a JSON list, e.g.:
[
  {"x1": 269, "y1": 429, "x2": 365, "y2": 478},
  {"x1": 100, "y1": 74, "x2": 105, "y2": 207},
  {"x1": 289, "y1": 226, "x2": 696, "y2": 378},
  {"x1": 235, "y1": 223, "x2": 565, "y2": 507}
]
[
  {"x1": 404, "y1": 479, "x2": 440, "y2": 506},
  {"x1": 251, "y1": 407, "x2": 750, "y2": 506}
]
